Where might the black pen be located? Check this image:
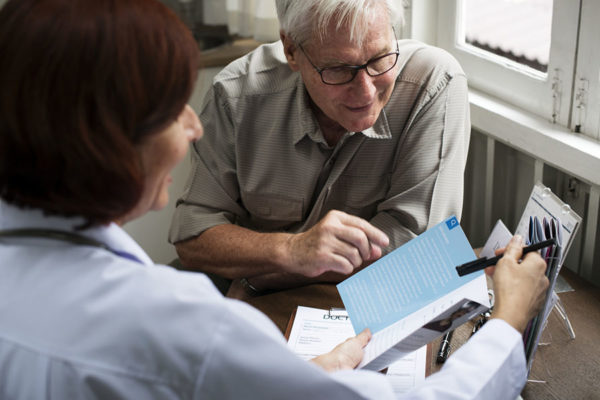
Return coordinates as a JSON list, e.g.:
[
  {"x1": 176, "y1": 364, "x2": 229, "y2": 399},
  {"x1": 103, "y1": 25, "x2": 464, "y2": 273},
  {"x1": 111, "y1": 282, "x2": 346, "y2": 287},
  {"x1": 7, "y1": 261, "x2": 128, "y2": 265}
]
[
  {"x1": 436, "y1": 330, "x2": 453, "y2": 364},
  {"x1": 471, "y1": 316, "x2": 487, "y2": 337},
  {"x1": 455, "y1": 238, "x2": 556, "y2": 277}
]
